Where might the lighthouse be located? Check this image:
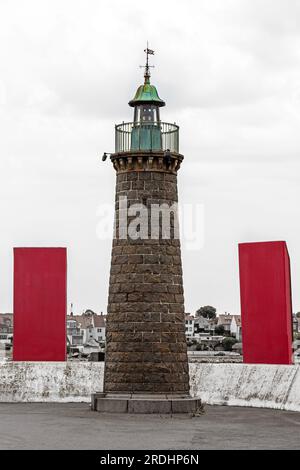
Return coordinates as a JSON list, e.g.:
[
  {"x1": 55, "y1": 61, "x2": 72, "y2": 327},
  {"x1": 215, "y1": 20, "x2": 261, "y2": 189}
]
[{"x1": 93, "y1": 47, "x2": 201, "y2": 413}]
